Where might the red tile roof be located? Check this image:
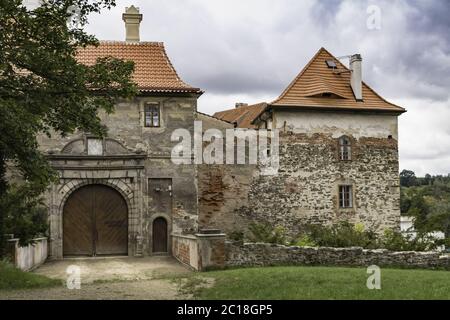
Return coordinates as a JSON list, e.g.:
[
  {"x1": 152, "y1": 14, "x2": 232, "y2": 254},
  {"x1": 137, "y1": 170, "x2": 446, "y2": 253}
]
[
  {"x1": 213, "y1": 103, "x2": 267, "y2": 128},
  {"x1": 77, "y1": 41, "x2": 202, "y2": 94},
  {"x1": 271, "y1": 47, "x2": 405, "y2": 112}
]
